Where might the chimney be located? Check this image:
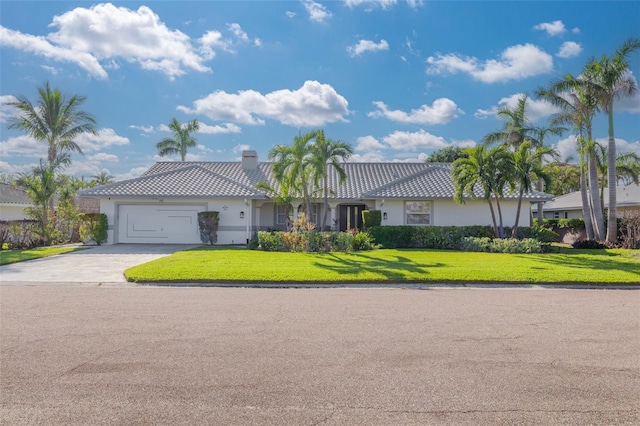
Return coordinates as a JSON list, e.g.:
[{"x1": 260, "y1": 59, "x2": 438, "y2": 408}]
[{"x1": 242, "y1": 150, "x2": 258, "y2": 170}]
